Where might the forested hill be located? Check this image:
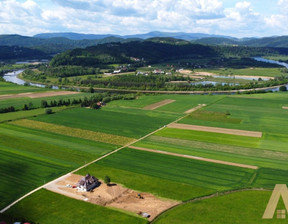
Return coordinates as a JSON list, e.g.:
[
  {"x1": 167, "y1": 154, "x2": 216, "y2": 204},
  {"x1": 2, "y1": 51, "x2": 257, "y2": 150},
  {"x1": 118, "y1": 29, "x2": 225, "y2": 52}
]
[
  {"x1": 49, "y1": 39, "x2": 218, "y2": 67},
  {"x1": 0, "y1": 46, "x2": 47, "y2": 61}
]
